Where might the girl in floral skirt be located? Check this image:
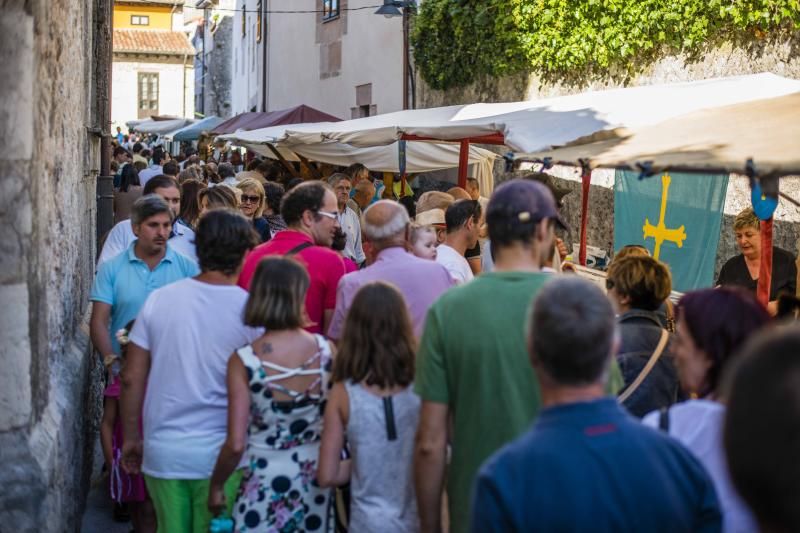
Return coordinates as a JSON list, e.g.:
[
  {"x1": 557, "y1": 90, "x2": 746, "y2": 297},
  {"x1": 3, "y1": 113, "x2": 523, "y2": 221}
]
[{"x1": 208, "y1": 257, "x2": 336, "y2": 532}]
